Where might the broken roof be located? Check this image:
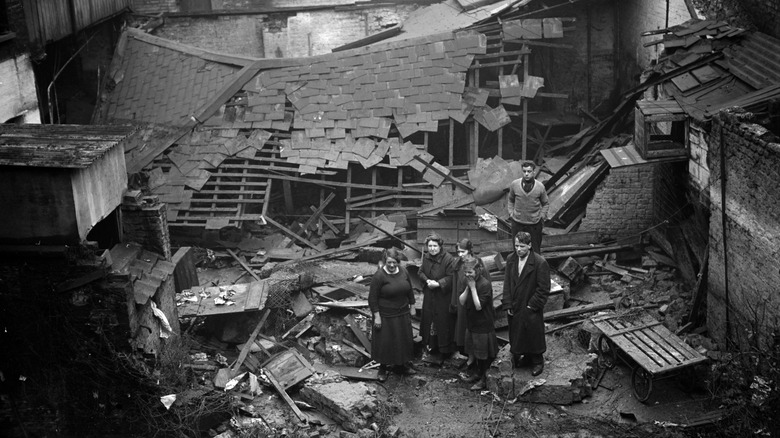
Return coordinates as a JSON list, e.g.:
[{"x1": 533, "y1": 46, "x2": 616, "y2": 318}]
[
  {"x1": 97, "y1": 28, "x2": 250, "y2": 127},
  {"x1": 650, "y1": 19, "x2": 780, "y2": 122},
  {"x1": 0, "y1": 124, "x2": 136, "y2": 168},
  {"x1": 101, "y1": 27, "x2": 487, "y2": 174}
]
